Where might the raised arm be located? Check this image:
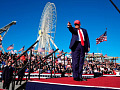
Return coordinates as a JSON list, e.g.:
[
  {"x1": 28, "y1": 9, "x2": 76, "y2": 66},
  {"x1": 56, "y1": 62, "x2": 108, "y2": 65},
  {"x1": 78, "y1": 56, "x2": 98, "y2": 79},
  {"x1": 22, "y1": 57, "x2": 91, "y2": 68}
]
[{"x1": 67, "y1": 22, "x2": 77, "y2": 34}]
